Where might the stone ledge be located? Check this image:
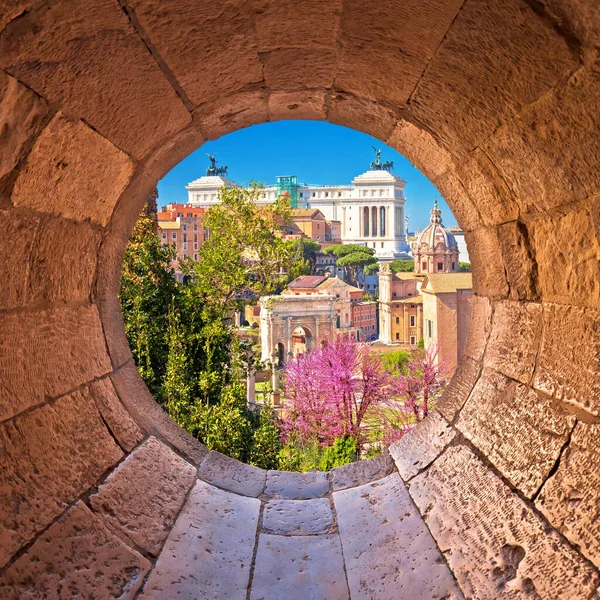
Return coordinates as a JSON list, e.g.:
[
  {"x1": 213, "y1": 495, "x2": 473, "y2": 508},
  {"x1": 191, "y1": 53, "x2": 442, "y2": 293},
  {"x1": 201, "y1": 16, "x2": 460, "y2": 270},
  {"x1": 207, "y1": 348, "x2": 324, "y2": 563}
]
[
  {"x1": 0, "y1": 501, "x2": 150, "y2": 600},
  {"x1": 331, "y1": 450, "x2": 394, "y2": 491},
  {"x1": 262, "y1": 498, "x2": 334, "y2": 535},
  {"x1": 389, "y1": 412, "x2": 455, "y2": 481},
  {"x1": 89, "y1": 436, "x2": 196, "y2": 556},
  {"x1": 198, "y1": 450, "x2": 266, "y2": 497},
  {"x1": 409, "y1": 445, "x2": 600, "y2": 599},
  {"x1": 264, "y1": 470, "x2": 330, "y2": 499}
]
